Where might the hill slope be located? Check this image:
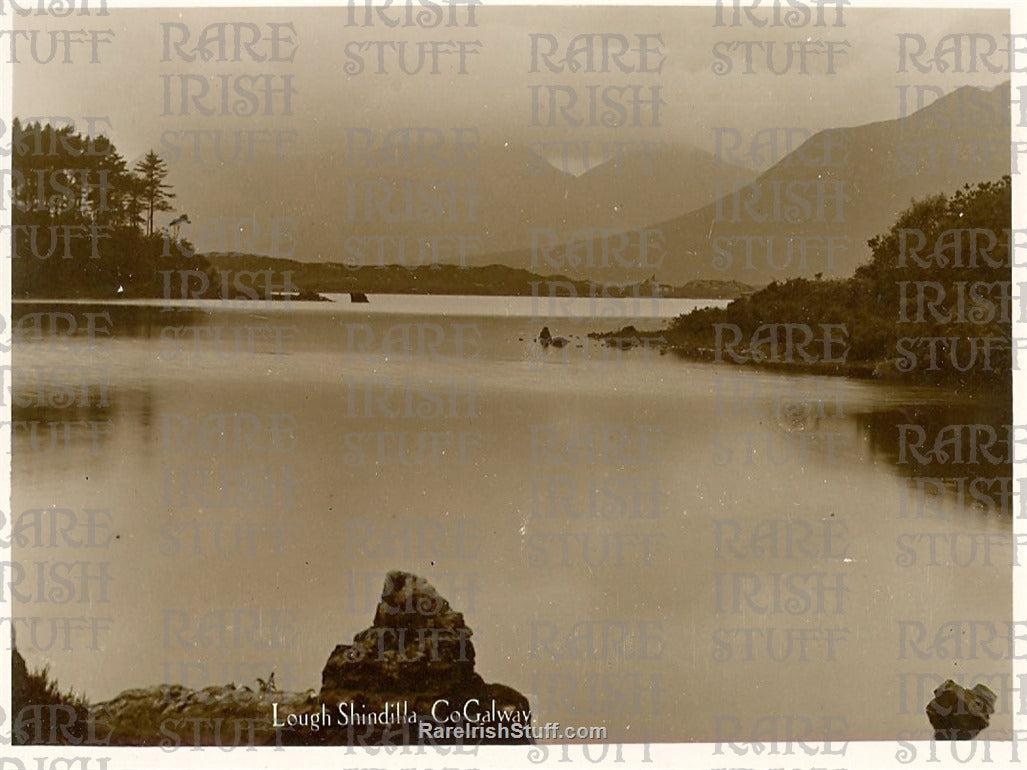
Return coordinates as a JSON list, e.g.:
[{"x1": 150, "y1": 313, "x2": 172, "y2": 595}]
[{"x1": 474, "y1": 83, "x2": 1010, "y2": 285}]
